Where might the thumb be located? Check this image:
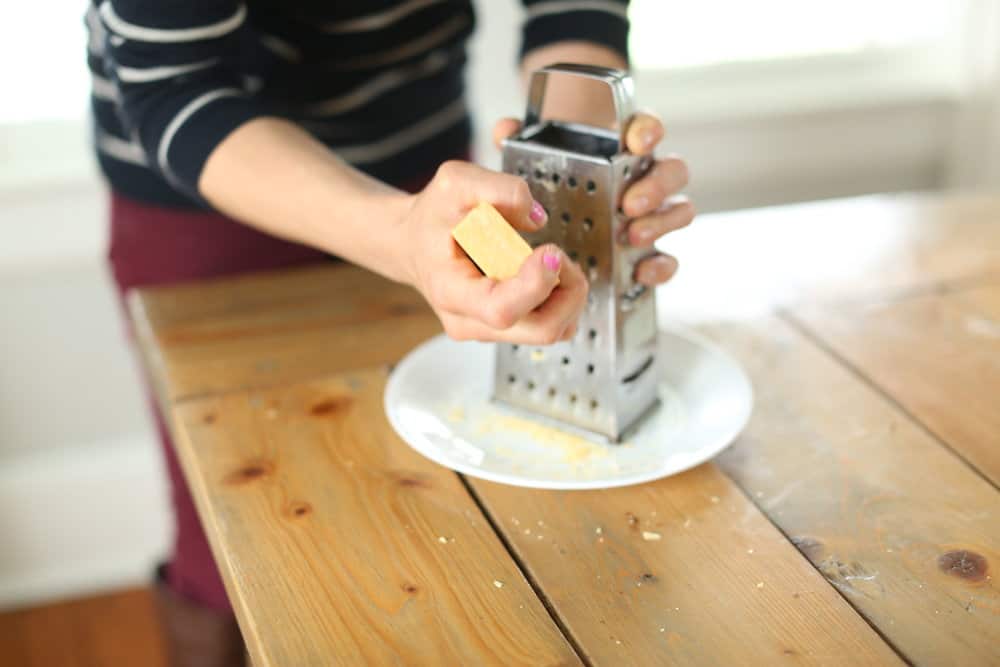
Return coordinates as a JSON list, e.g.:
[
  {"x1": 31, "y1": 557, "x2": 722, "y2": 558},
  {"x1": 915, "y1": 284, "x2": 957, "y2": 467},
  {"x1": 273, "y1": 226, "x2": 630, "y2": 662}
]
[{"x1": 493, "y1": 118, "x2": 522, "y2": 150}]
